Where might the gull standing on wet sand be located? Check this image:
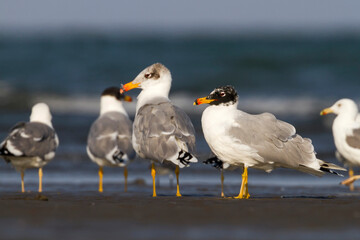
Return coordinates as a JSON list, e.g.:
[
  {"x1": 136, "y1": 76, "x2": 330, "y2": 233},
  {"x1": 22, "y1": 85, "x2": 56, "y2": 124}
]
[
  {"x1": 121, "y1": 63, "x2": 197, "y2": 197},
  {"x1": 0, "y1": 103, "x2": 59, "y2": 193},
  {"x1": 87, "y1": 87, "x2": 135, "y2": 193},
  {"x1": 194, "y1": 86, "x2": 345, "y2": 199},
  {"x1": 320, "y1": 98, "x2": 360, "y2": 190}
]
